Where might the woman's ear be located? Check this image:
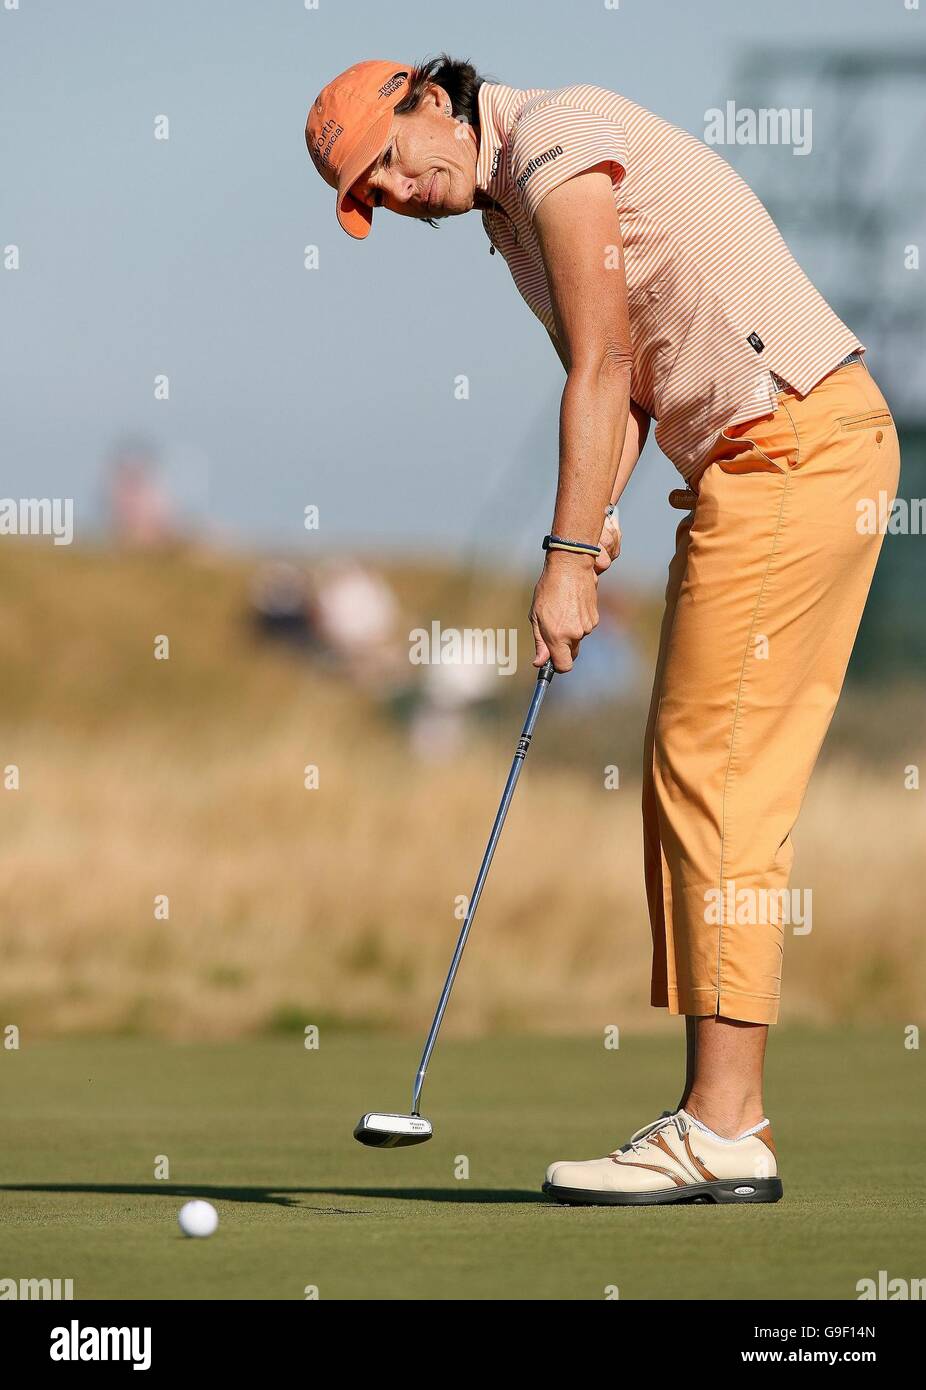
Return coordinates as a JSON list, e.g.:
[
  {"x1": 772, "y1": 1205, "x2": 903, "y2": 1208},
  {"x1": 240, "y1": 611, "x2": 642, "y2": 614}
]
[{"x1": 426, "y1": 82, "x2": 450, "y2": 115}]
